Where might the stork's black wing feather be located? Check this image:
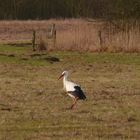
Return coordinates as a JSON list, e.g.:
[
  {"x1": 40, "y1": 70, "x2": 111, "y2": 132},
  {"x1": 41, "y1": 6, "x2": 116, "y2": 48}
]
[
  {"x1": 68, "y1": 86, "x2": 86, "y2": 100},
  {"x1": 74, "y1": 86, "x2": 86, "y2": 99}
]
